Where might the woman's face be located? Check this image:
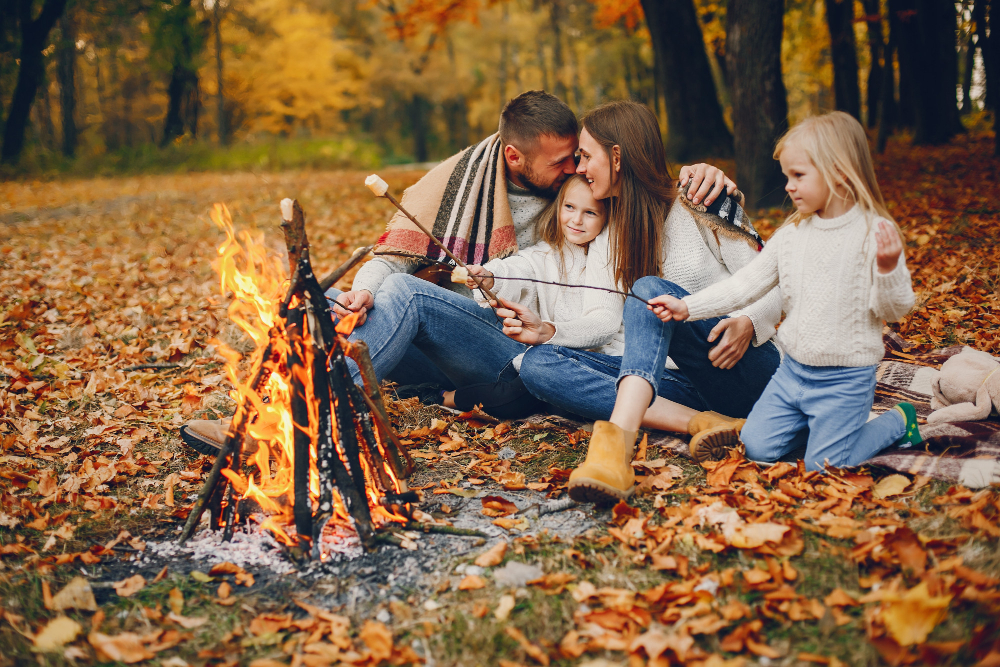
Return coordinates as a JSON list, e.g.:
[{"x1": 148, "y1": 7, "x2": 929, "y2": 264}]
[
  {"x1": 576, "y1": 128, "x2": 618, "y2": 200},
  {"x1": 559, "y1": 179, "x2": 606, "y2": 246}
]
